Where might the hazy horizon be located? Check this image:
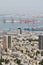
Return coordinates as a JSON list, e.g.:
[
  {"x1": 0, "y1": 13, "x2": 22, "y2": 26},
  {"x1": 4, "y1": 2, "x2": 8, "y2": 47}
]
[{"x1": 0, "y1": 0, "x2": 43, "y2": 15}]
